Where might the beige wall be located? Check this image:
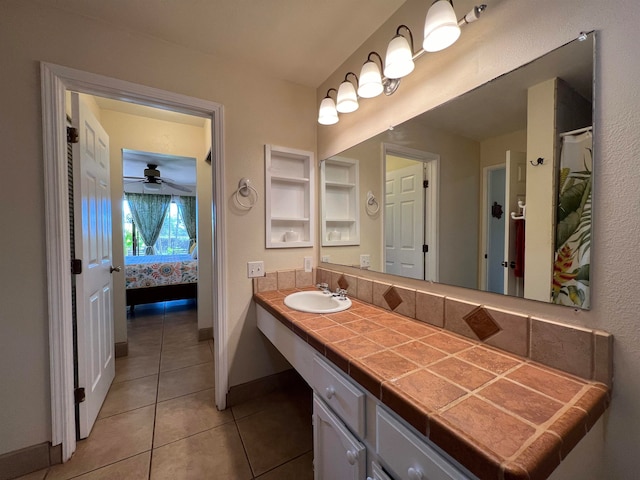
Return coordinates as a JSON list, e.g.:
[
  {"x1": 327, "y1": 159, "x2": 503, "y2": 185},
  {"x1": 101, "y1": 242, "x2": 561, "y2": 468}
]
[
  {"x1": 0, "y1": 0, "x2": 314, "y2": 455},
  {"x1": 318, "y1": 0, "x2": 640, "y2": 477}
]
